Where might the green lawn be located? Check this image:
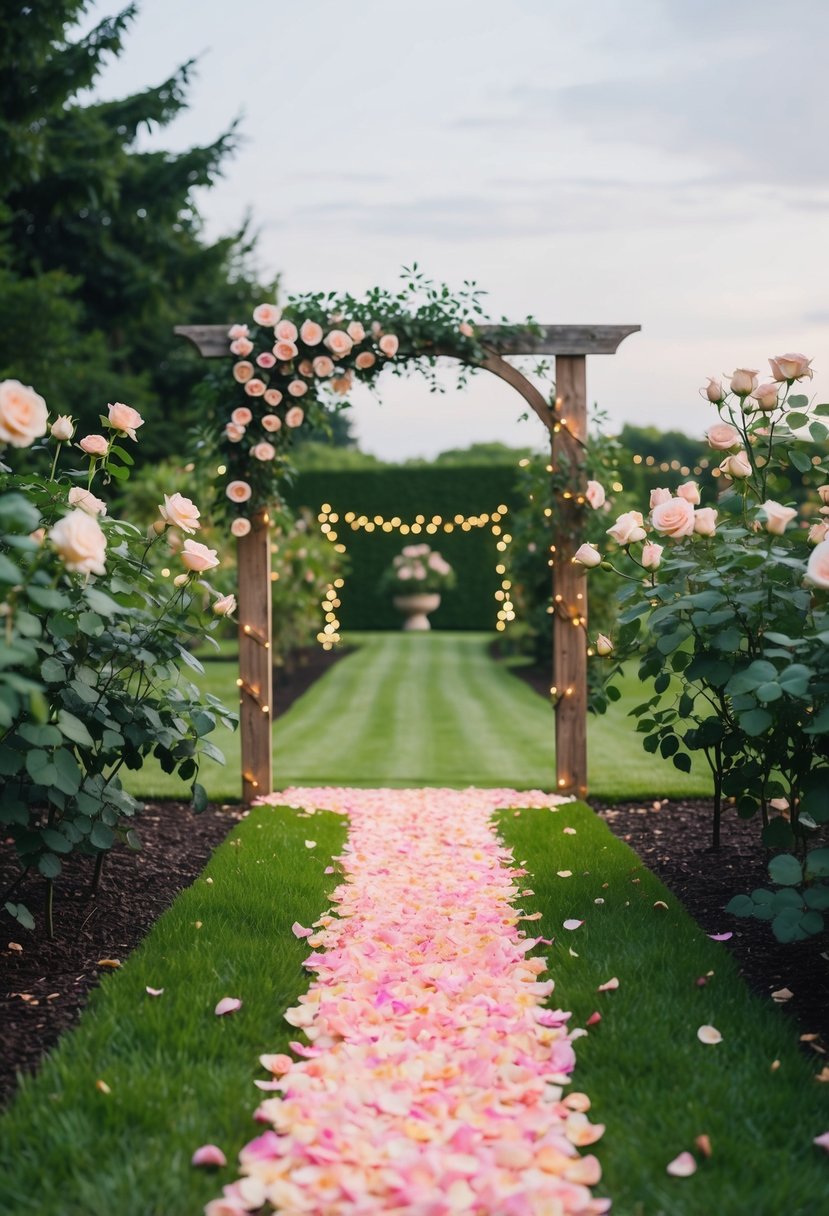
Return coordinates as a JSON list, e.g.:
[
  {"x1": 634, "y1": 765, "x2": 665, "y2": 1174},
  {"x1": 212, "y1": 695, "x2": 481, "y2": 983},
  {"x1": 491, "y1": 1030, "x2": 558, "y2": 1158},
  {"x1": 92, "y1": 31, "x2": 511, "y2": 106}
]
[{"x1": 125, "y1": 632, "x2": 713, "y2": 802}]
